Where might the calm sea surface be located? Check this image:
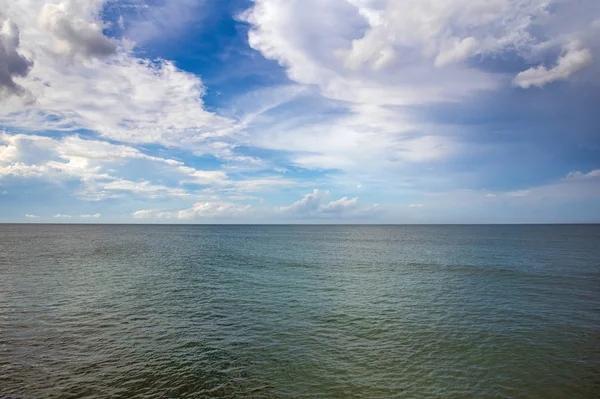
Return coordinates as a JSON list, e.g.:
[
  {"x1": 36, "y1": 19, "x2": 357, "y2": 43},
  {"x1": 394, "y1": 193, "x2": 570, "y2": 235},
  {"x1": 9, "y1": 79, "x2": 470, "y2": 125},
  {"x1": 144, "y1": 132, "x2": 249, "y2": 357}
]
[{"x1": 1, "y1": 224, "x2": 599, "y2": 398}]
